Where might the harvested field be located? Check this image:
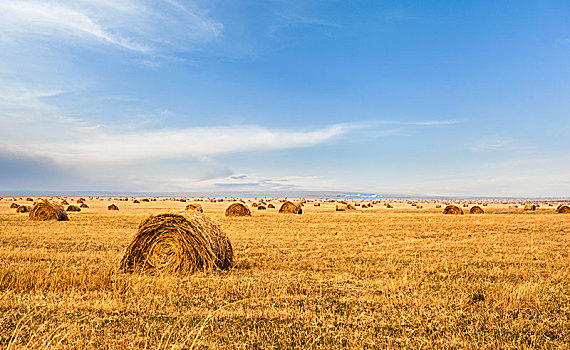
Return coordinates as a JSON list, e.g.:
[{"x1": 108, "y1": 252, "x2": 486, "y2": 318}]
[{"x1": 0, "y1": 198, "x2": 569, "y2": 348}]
